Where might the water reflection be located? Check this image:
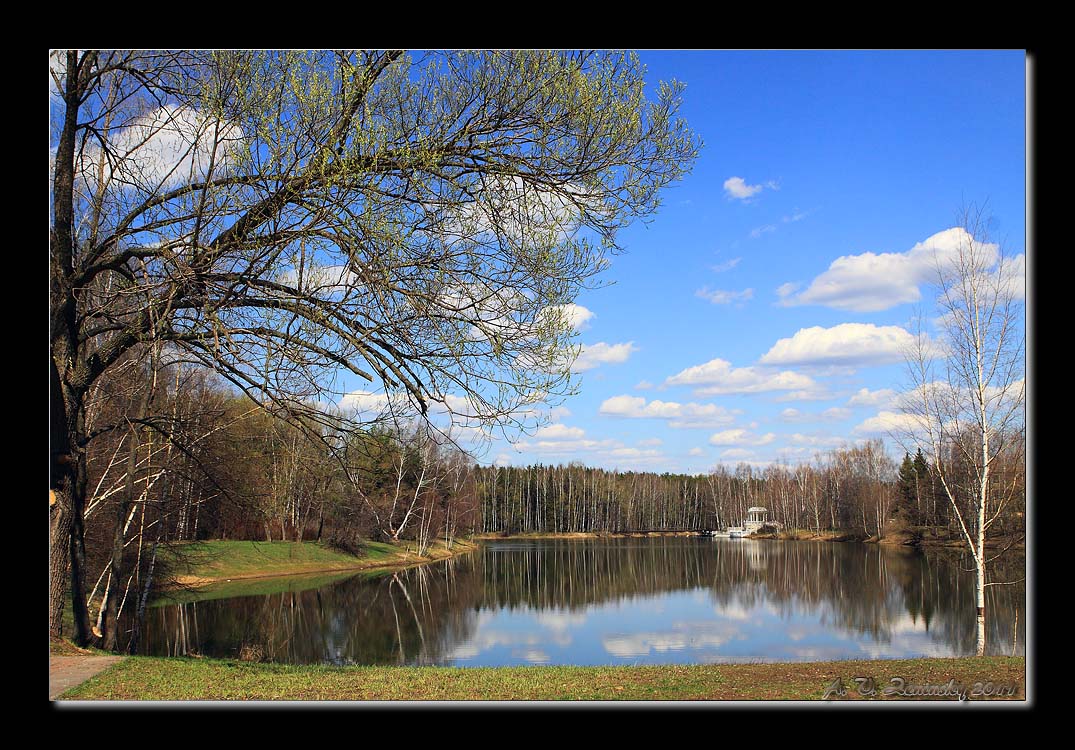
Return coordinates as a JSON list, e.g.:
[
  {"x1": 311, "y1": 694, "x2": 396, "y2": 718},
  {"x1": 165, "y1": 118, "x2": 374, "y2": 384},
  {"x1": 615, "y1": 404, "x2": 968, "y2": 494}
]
[{"x1": 128, "y1": 538, "x2": 1025, "y2": 666}]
